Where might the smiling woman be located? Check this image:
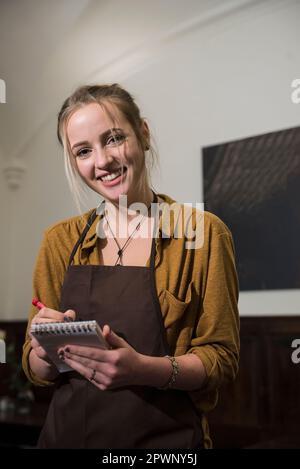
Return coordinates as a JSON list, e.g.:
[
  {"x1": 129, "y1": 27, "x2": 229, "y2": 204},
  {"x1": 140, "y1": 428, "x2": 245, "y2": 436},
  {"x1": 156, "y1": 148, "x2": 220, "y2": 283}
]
[
  {"x1": 67, "y1": 102, "x2": 150, "y2": 208},
  {"x1": 22, "y1": 83, "x2": 240, "y2": 450},
  {"x1": 57, "y1": 84, "x2": 156, "y2": 213}
]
